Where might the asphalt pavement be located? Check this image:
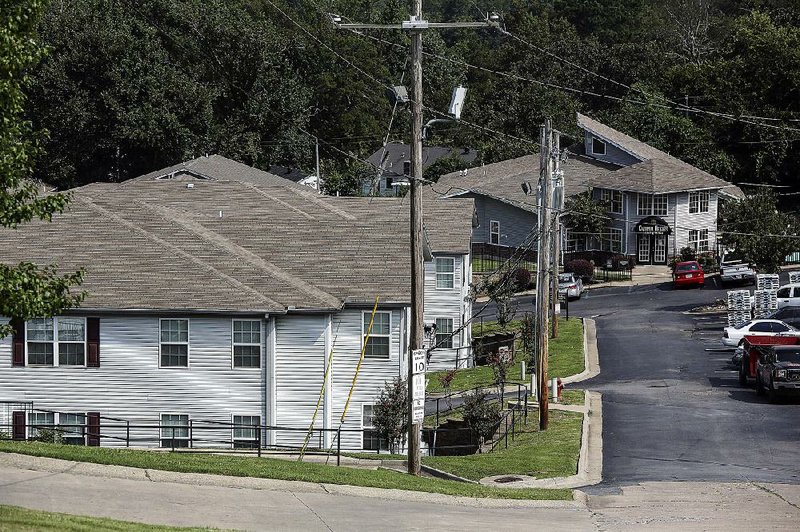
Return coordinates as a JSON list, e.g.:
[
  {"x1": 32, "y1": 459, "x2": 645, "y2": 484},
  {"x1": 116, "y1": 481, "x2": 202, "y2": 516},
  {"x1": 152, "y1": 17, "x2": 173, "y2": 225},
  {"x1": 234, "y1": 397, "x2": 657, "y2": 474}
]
[{"x1": 563, "y1": 273, "x2": 800, "y2": 489}]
